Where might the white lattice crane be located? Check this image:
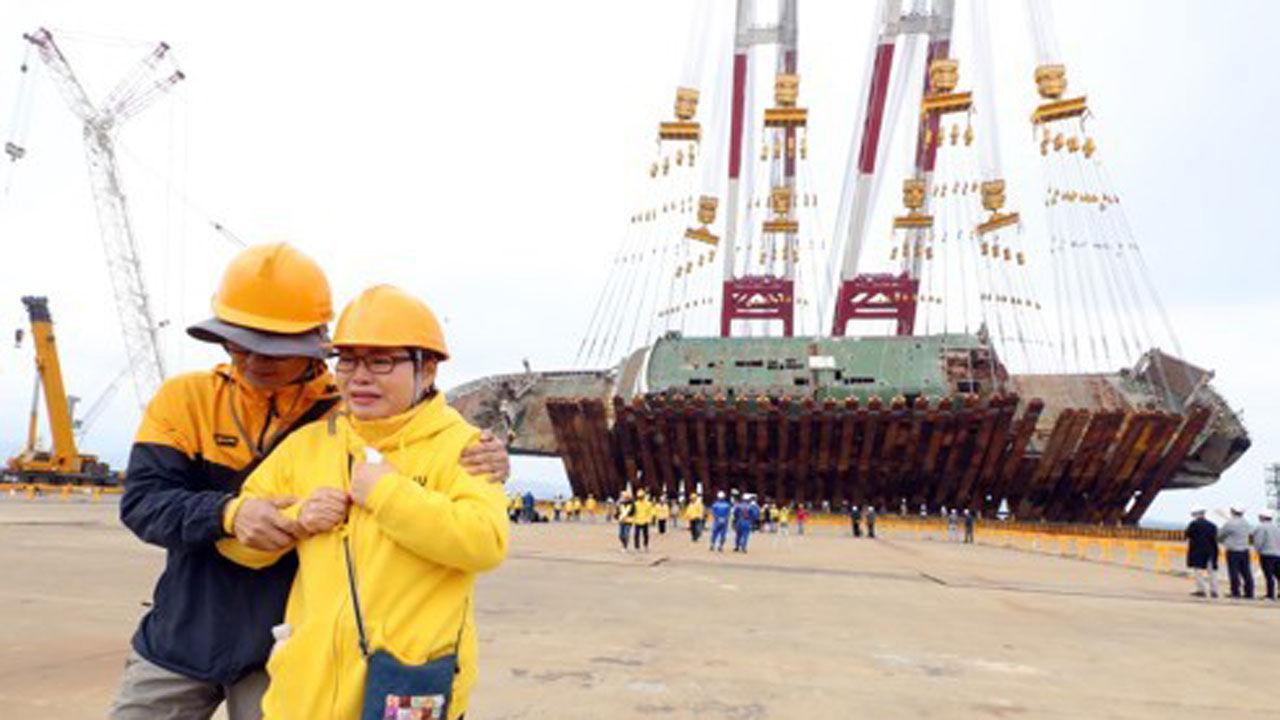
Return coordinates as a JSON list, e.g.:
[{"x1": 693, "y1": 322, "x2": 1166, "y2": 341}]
[{"x1": 22, "y1": 28, "x2": 183, "y2": 407}]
